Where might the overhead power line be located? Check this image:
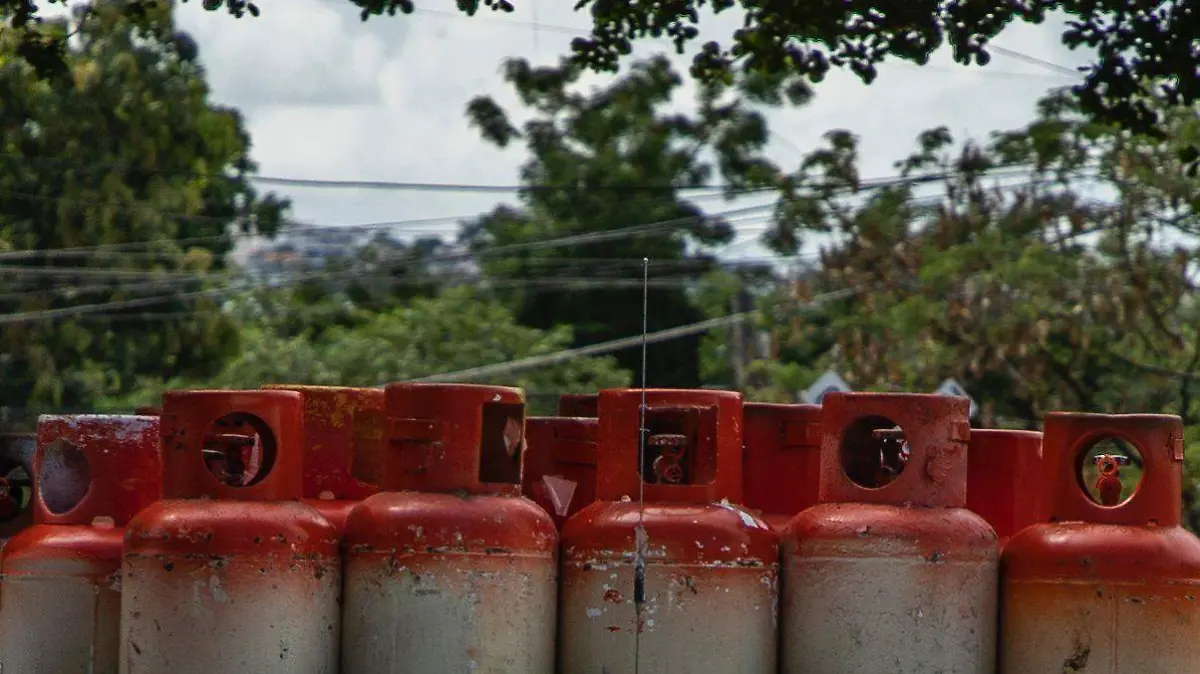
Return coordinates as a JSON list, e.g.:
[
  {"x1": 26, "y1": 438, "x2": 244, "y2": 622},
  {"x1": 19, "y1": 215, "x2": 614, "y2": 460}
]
[
  {"x1": 0, "y1": 200, "x2": 780, "y2": 324},
  {"x1": 403, "y1": 287, "x2": 857, "y2": 384},
  {"x1": 0, "y1": 167, "x2": 1108, "y2": 315},
  {"x1": 0, "y1": 159, "x2": 1091, "y2": 265},
  {"x1": 987, "y1": 44, "x2": 1081, "y2": 78},
  {"x1": 3, "y1": 152, "x2": 1078, "y2": 201}
]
